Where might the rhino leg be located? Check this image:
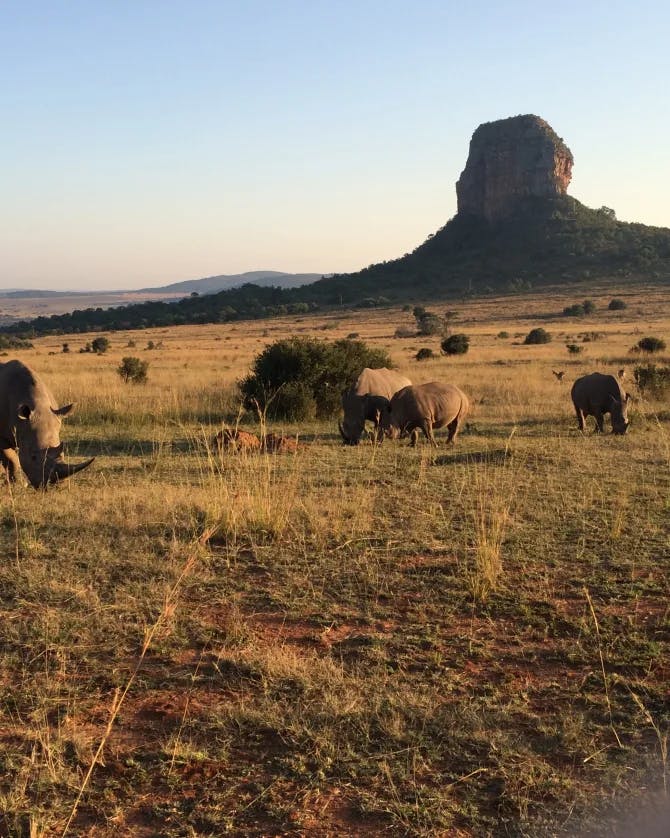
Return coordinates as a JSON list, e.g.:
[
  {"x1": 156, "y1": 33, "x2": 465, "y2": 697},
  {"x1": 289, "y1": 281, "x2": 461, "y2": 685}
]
[
  {"x1": 575, "y1": 407, "x2": 586, "y2": 432},
  {"x1": 1, "y1": 448, "x2": 20, "y2": 483},
  {"x1": 409, "y1": 427, "x2": 420, "y2": 447},
  {"x1": 421, "y1": 419, "x2": 438, "y2": 447},
  {"x1": 593, "y1": 411, "x2": 605, "y2": 433},
  {"x1": 446, "y1": 417, "x2": 460, "y2": 445}
]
